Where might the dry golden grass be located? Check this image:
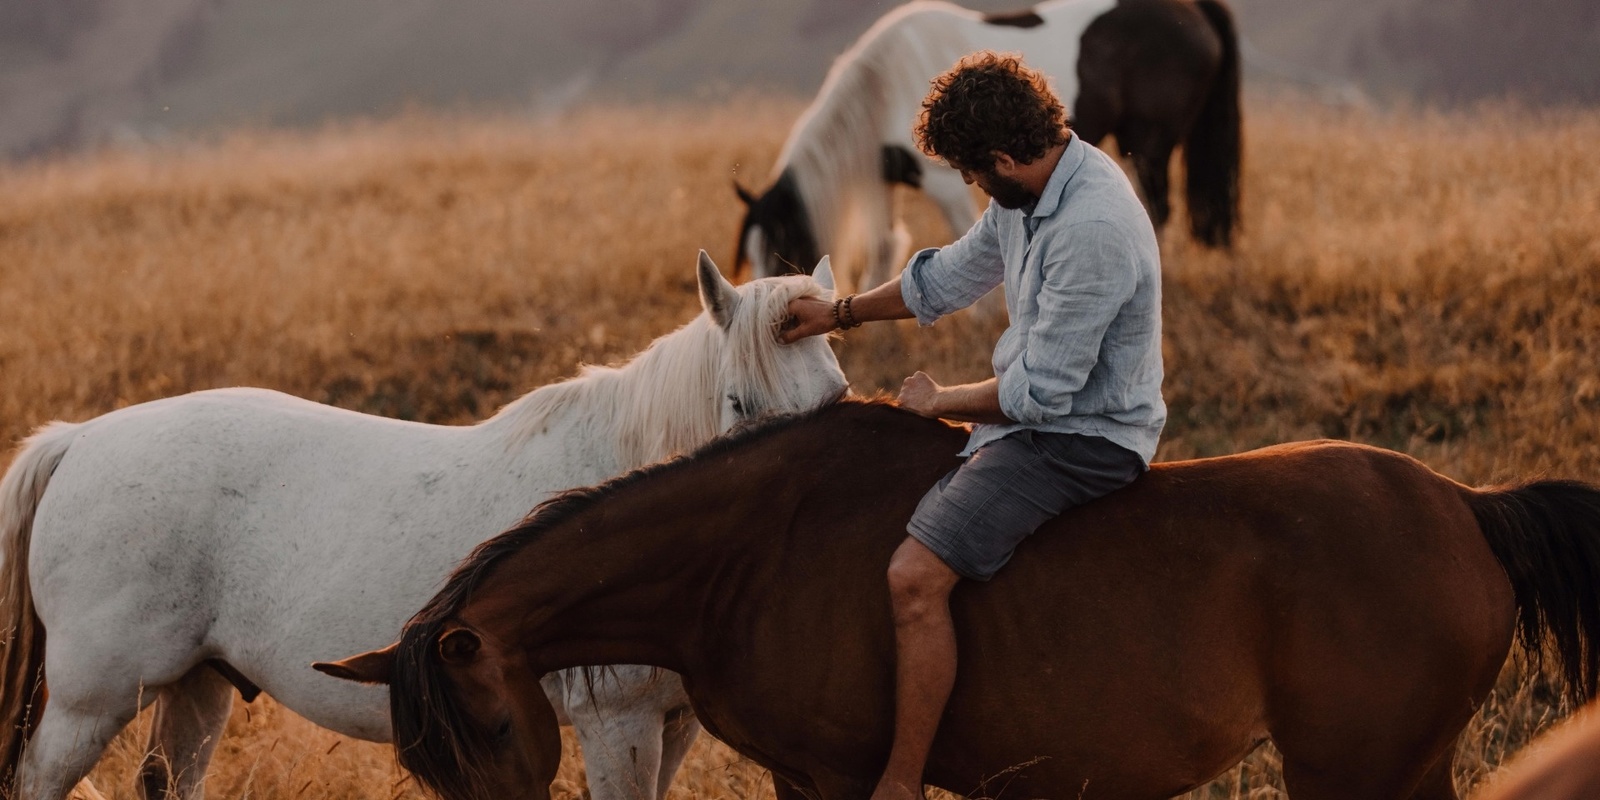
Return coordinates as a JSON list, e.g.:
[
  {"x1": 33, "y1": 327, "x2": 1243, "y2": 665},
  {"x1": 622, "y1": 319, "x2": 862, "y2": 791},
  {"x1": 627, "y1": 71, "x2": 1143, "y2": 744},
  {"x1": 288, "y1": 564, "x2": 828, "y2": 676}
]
[{"x1": 1, "y1": 95, "x2": 1598, "y2": 798}]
